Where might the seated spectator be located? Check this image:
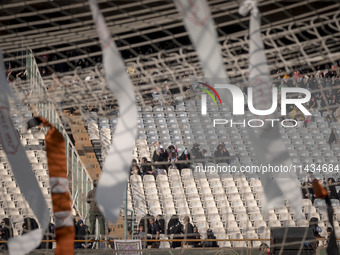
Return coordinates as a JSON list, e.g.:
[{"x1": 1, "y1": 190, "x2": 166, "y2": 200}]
[
  {"x1": 190, "y1": 144, "x2": 205, "y2": 162},
  {"x1": 132, "y1": 159, "x2": 138, "y2": 166},
  {"x1": 181, "y1": 216, "x2": 195, "y2": 247},
  {"x1": 167, "y1": 145, "x2": 177, "y2": 157},
  {"x1": 22, "y1": 217, "x2": 39, "y2": 234},
  {"x1": 156, "y1": 215, "x2": 165, "y2": 235},
  {"x1": 137, "y1": 225, "x2": 147, "y2": 249},
  {"x1": 259, "y1": 243, "x2": 271, "y2": 254},
  {"x1": 1, "y1": 218, "x2": 13, "y2": 240},
  {"x1": 0, "y1": 227, "x2": 7, "y2": 250},
  {"x1": 168, "y1": 151, "x2": 179, "y2": 168},
  {"x1": 324, "y1": 227, "x2": 333, "y2": 247},
  {"x1": 131, "y1": 165, "x2": 142, "y2": 176},
  {"x1": 304, "y1": 115, "x2": 312, "y2": 128},
  {"x1": 327, "y1": 178, "x2": 339, "y2": 200},
  {"x1": 75, "y1": 220, "x2": 88, "y2": 249},
  {"x1": 202, "y1": 229, "x2": 219, "y2": 248},
  {"x1": 167, "y1": 215, "x2": 183, "y2": 248},
  {"x1": 178, "y1": 148, "x2": 190, "y2": 170},
  {"x1": 309, "y1": 217, "x2": 322, "y2": 238},
  {"x1": 192, "y1": 226, "x2": 202, "y2": 248},
  {"x1": 152, "y1": 147, "x2": 168, "y2": 170},
  {"x1": 148, "y1": 217, "x2": 160, "y2": 248},
  {"x1": 214, "y1": 142, "x2": 230, "y2": 164},
  {"x1": 152, "y1": 147, "x2": 167, "y2": 163},
  {"x1": 139, "y1": 214, "x2": 152, "y2": 236},
  {"x1": 305, "y1": 172, "x2": 314, "y2": 186},
  {"x1": 329, "y1": 95, "x2": 338, "y2": 106},
  {"x1": 328, "y1": 128, "x2": 339, "y2": 145},
  {"x1": 141, "y1": 157, "x2": 155, "y2": 177}
]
